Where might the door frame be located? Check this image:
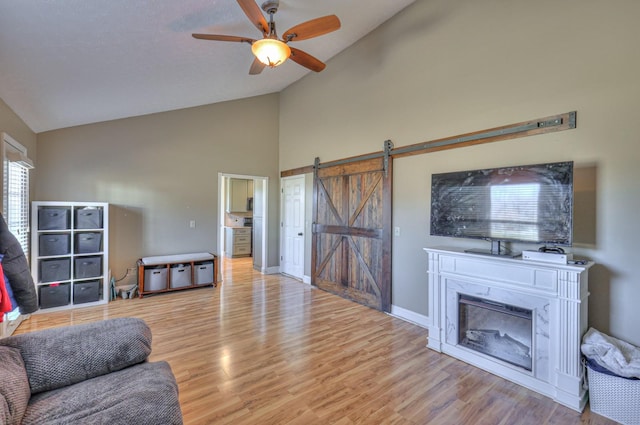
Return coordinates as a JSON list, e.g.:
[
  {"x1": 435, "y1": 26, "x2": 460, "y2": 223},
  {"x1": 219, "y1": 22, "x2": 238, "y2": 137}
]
[
  {"x1": 218, "y1": 173, "x2": 269, "y2": 274},
  {"x1": 280, "y1": 175, "x2": 306, "y2": 281}
]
